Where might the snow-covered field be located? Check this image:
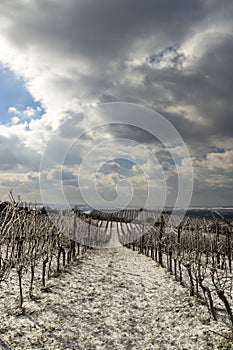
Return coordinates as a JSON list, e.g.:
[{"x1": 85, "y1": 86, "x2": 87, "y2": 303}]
[{"x1": 0, "y1": 246, "x2": 232, "y2": 349}]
